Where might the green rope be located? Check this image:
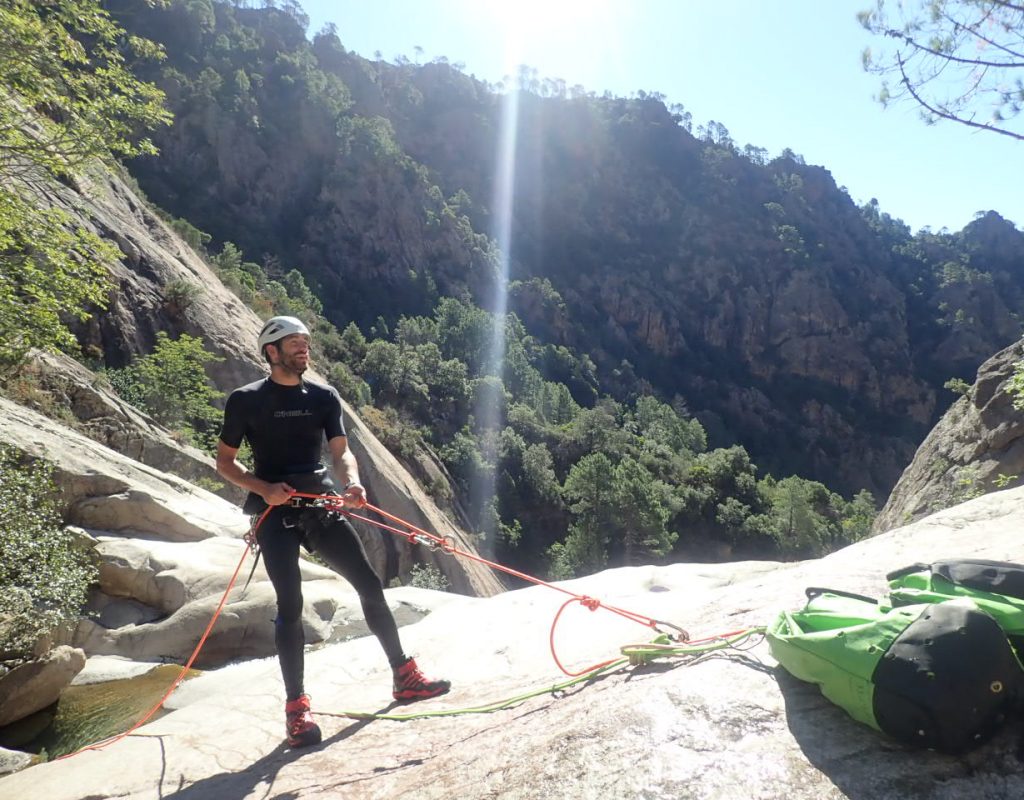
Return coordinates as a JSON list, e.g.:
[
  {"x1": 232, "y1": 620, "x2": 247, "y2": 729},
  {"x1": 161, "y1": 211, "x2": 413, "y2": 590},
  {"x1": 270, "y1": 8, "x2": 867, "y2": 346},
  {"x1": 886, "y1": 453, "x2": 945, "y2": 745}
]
[
  {"x1": 621, "y1": 627, "x2": 767, "y2": 666},
  {"x1": 330, "y1": 660, "x2": 626, "y2": 721},
  {"x1": 327, "y1": 628, "x2": 766, "y2": 722}
]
